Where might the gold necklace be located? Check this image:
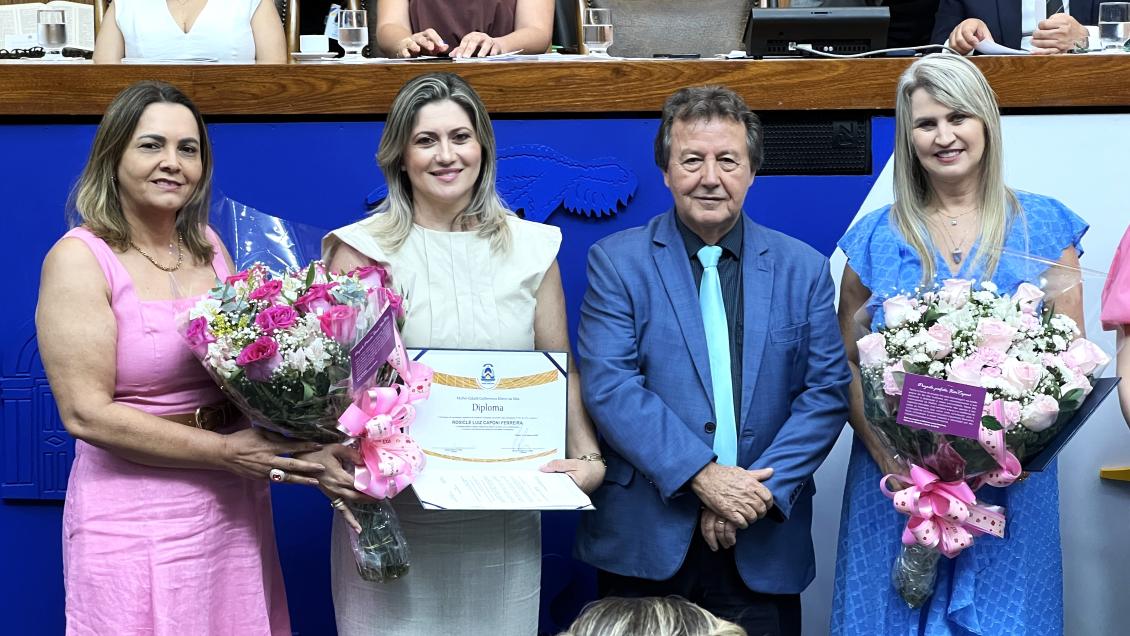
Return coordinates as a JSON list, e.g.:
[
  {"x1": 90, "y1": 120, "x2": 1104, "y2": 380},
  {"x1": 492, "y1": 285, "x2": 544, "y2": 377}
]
[
  {"x1": 130, "y1": 233, "x2": 184, "y2": 272},
  {"x1": 935, "y1": 206, "x2": 978, "y2": 227}
]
